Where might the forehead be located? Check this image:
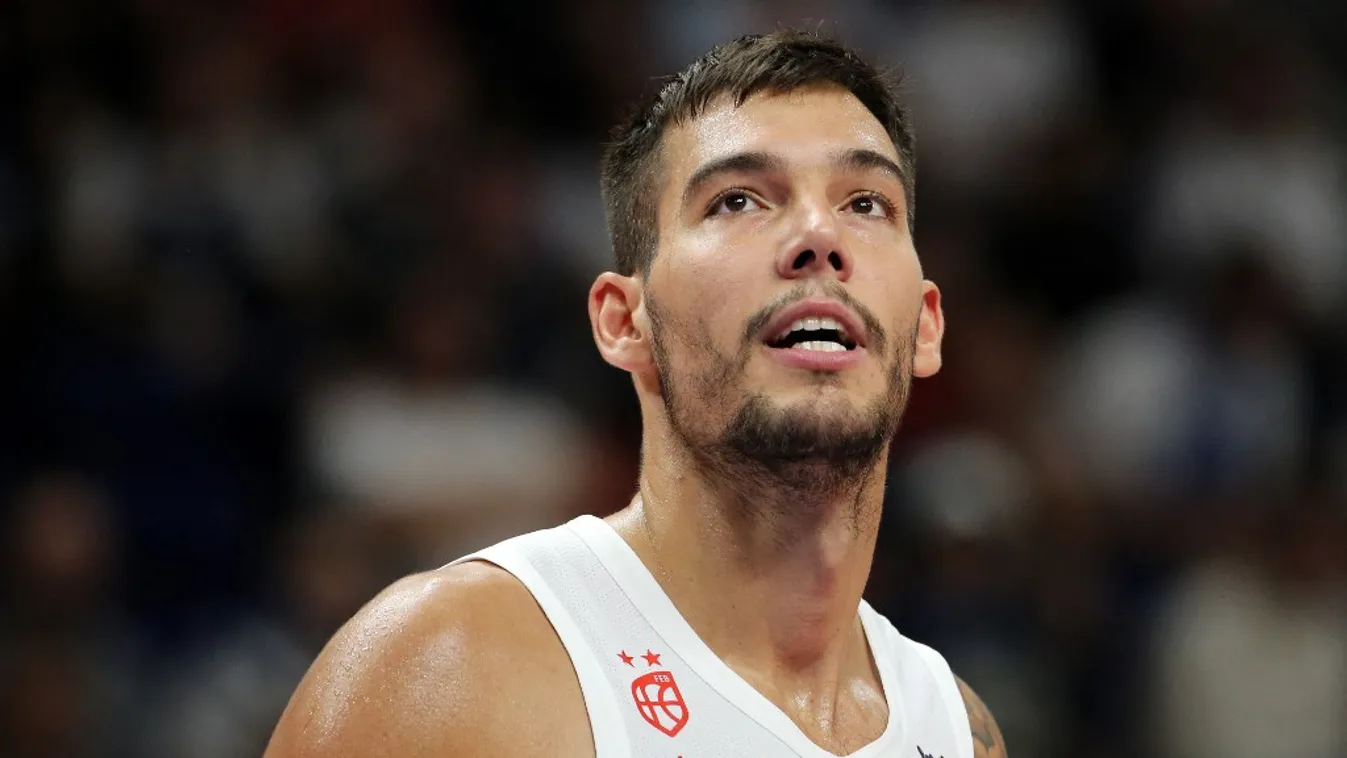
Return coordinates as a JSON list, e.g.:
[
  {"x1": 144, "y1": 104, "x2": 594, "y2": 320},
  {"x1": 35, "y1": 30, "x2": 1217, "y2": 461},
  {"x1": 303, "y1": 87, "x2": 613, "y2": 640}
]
[{"x1": 659, "y1": 86, "x2": 899, "y2": 190}]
